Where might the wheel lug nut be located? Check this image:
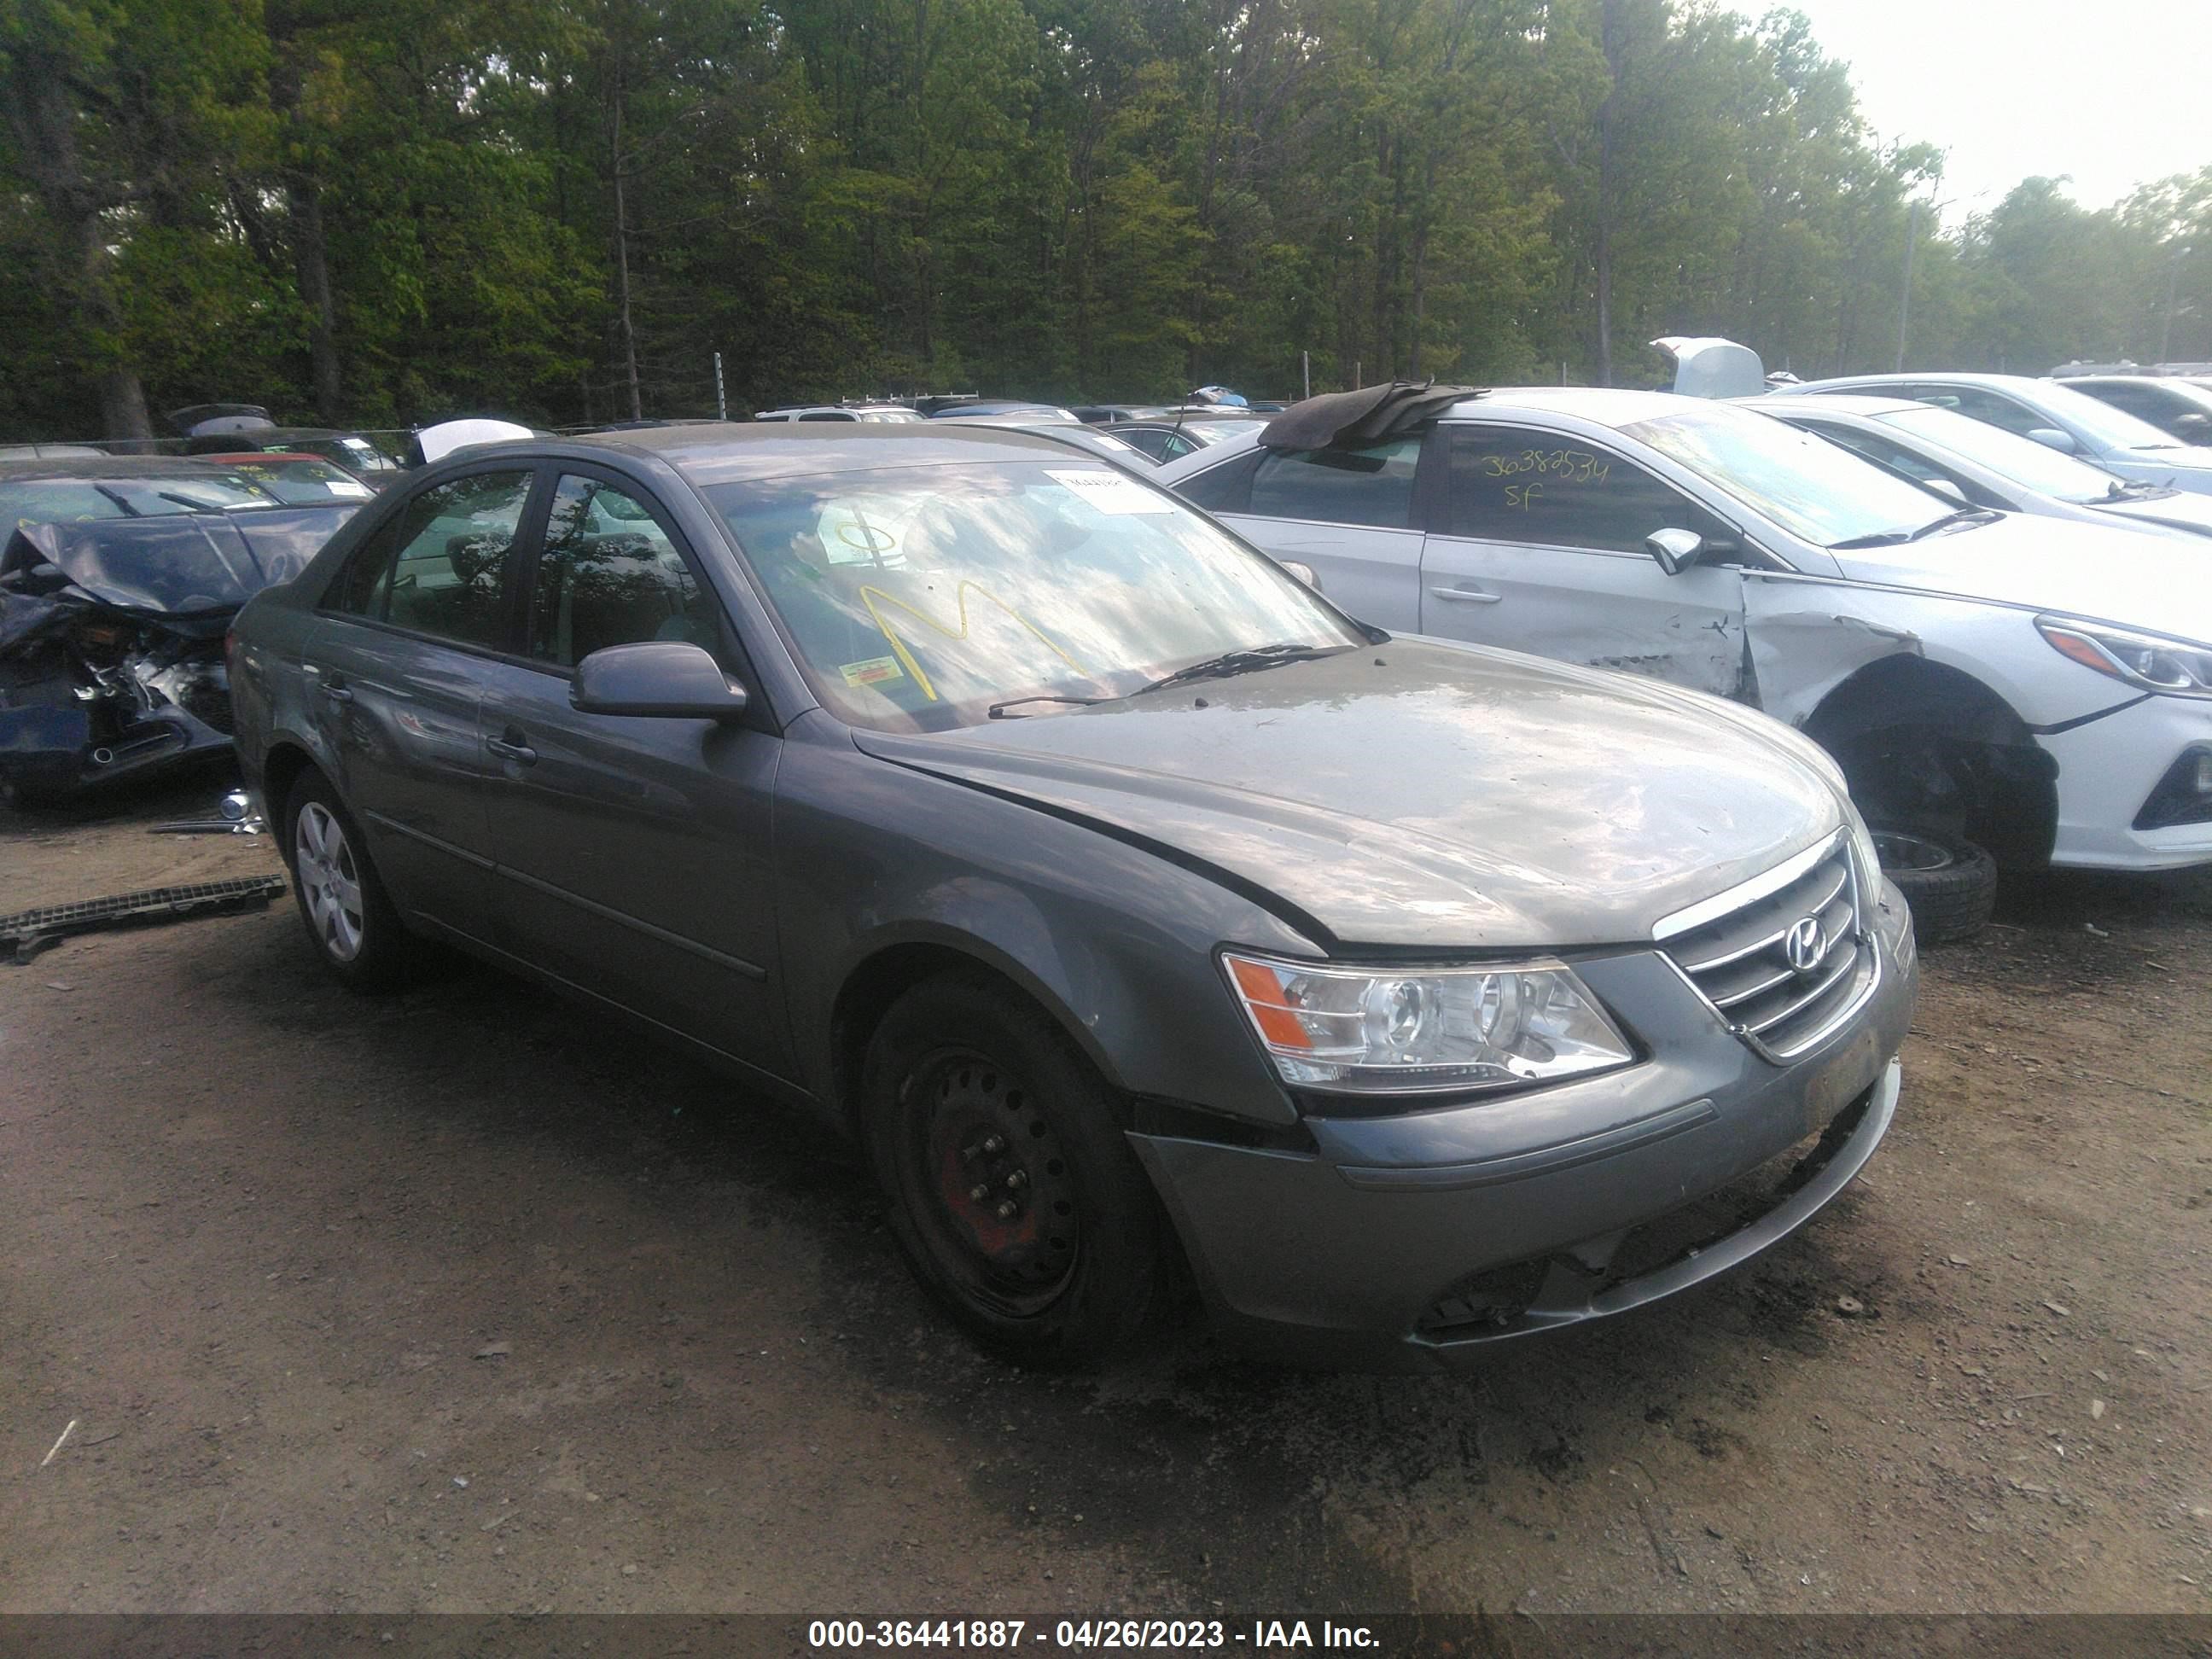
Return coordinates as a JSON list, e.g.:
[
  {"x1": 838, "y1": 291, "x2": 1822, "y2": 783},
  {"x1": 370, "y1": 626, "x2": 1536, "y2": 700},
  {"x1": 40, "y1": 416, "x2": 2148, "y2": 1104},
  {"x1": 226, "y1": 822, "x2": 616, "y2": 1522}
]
[
  {"x1": 961, "y1": 1143, "x2": 982, "y2": 1162},
  {"x1": 1005, "y1": 1170, "x2": 1027, "y2": 1190},
  {"x1": 994, "y1": 1200, "x2": 1019, "y2": 1220},
  {"x1": 981, "y1": 1134, "x2": 1005, "y2": 1154},
  {"x1": 969, "y1": 1183, "x2": 991, "y2": 1202}
]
